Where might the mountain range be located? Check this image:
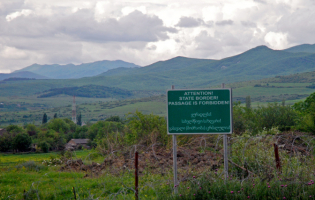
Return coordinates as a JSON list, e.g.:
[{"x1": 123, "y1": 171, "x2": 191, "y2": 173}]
[
  {"x1": 1, "y1": 43, "x2": 315, "y2": 97},
  {"x1": 0, "y1": 71, "x2": 48, "y2": 81},
  {"x1": 13, "y1": 60, "x2": 140, "y2": 79}
]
